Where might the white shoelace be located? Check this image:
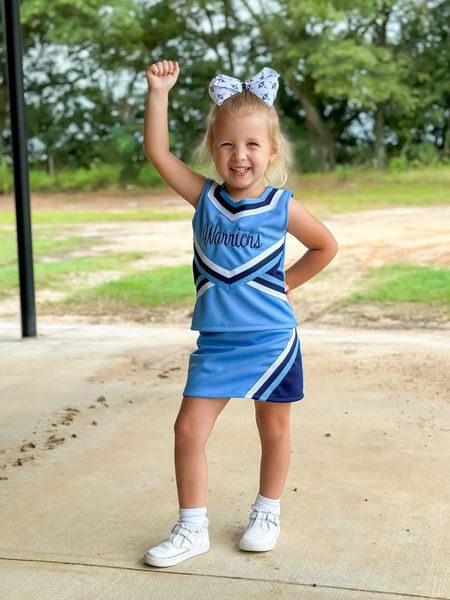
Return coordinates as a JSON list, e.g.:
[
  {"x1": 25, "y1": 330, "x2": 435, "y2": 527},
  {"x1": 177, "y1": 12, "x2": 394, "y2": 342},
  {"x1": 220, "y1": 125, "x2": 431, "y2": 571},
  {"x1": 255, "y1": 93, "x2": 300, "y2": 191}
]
[
  {"x1": 170, "y1": 520, "x2": 208, "y2": 546},
  {"x1": 248, "y1": 505, "x2": 280, "y2": 530}
]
